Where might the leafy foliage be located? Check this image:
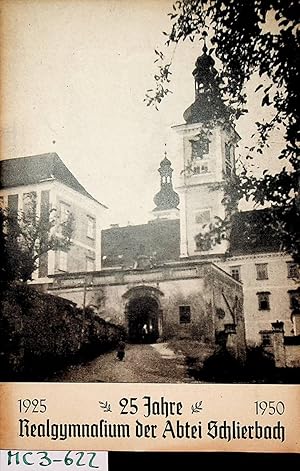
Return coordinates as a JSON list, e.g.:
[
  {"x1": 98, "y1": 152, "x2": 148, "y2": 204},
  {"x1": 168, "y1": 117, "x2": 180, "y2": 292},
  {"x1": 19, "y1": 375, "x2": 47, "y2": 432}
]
[
  {"x1": 0, "y1": 197, "x2": 74, "y2": 283},
  {"x1": 146, "y1": 0, "x2": 300, "y2": 261}
]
